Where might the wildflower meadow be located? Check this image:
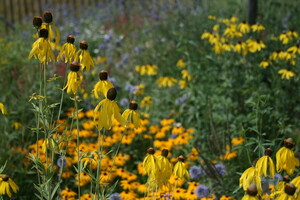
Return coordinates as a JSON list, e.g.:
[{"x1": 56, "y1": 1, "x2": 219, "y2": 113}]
[{"x1": 0, "y1": 0, "x2": 300, "y2": 199}]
